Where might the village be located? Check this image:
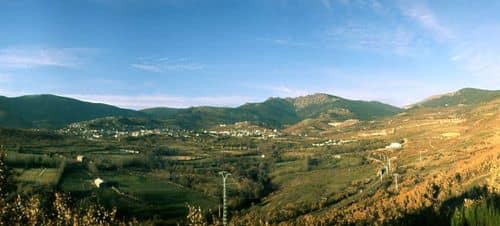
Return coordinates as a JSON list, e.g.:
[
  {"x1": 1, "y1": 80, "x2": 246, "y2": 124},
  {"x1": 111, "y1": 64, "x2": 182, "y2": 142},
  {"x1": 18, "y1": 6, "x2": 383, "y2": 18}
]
[{"x1": 57, "y1": 120, "x2": 282, "y2": 140}]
